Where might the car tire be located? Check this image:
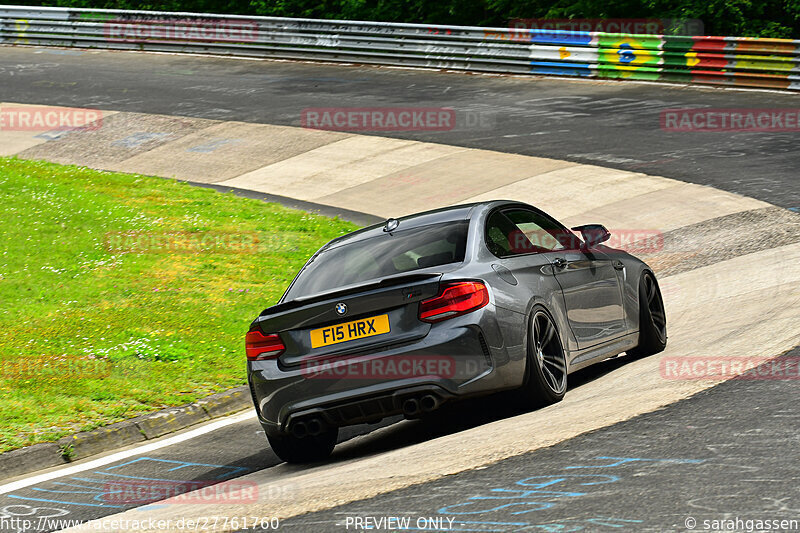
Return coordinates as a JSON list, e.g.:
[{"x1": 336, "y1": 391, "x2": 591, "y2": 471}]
[
  {"x1": 628, "y1": 271, "x2": 667, "y2": 358},
  {"x1": 267, "y1": 428, "x2": 338, "y2": 464},
  {"x1": 518, "y1": 306, "x2": 568, "y2": 408}
]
